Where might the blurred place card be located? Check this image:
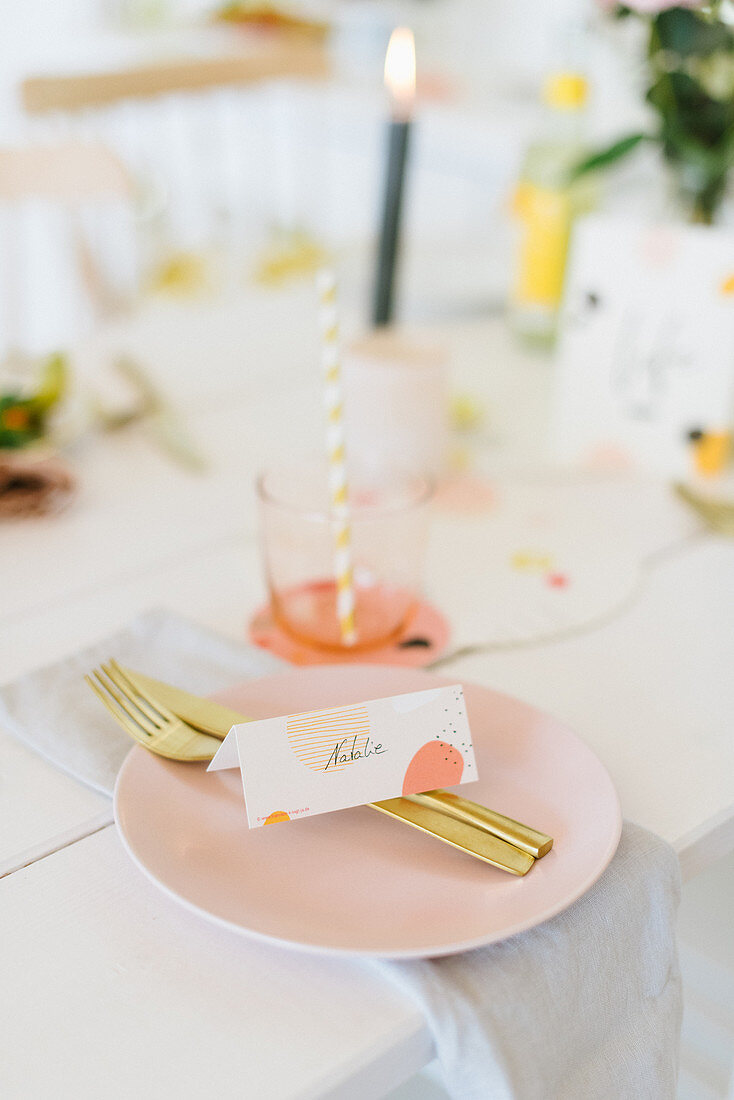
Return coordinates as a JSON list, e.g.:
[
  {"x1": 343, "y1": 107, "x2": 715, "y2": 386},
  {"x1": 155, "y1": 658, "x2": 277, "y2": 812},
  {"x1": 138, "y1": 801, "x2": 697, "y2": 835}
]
[
  {"x1": 208, "y1": 686, "x2": 477, "y2": 828},
  {"x1": 551, "y1": 217, "x2": 734, "y2": 477}
]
